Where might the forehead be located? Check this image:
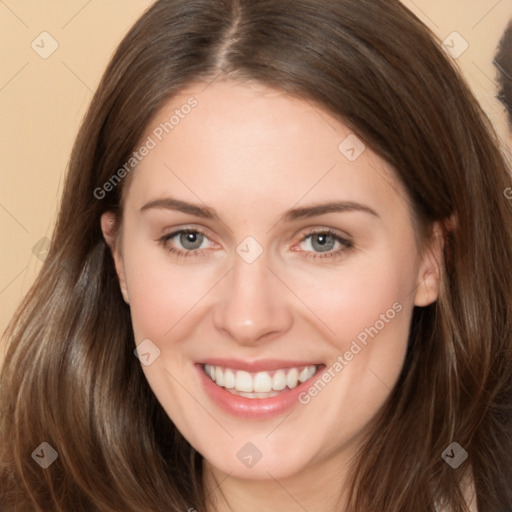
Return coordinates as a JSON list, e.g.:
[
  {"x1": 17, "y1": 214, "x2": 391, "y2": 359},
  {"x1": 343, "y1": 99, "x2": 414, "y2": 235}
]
[{"x1": 124, "y1": 80, "x2": 410, "y2": 219}]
